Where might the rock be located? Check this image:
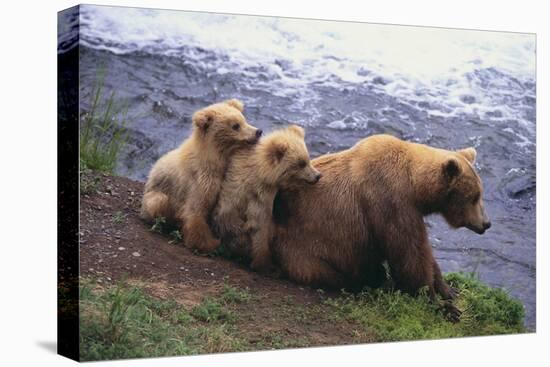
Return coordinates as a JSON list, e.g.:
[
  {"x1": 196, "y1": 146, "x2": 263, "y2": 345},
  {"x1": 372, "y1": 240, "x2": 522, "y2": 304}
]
[
  {"x1": 132, "y1": 252, "x2": 141, "y2": 257},
  {"x1": 327, "y1": 120, "x2": 347, "y2": 130},
  {"x1": 372, "y1": 76, "x2": 388, "y2": 85},
  {"x1": 118, "y1": 247, "x2": 126, "y2": 251},
  {"x1": 357, "y1": 67, "x2": 370, "y2": 77},
  {"x1": 460, "y1": 95, "x2": 476, "y2": 104}
]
